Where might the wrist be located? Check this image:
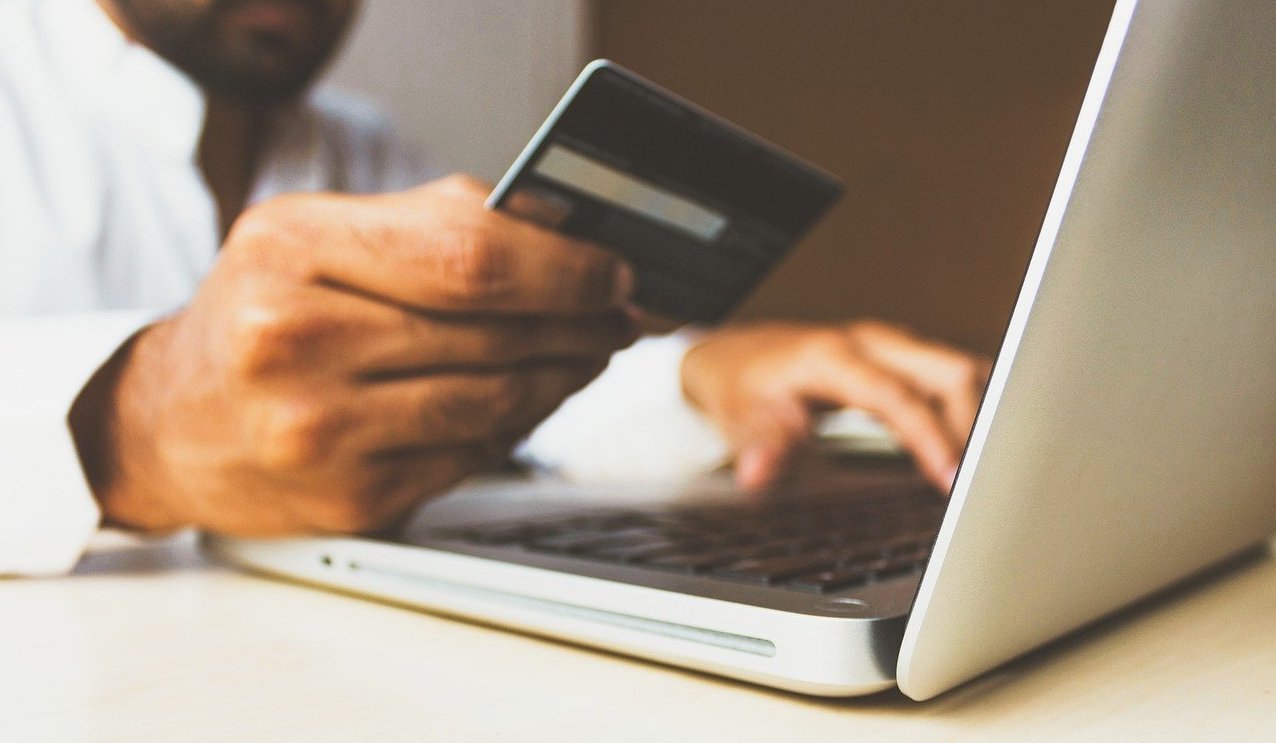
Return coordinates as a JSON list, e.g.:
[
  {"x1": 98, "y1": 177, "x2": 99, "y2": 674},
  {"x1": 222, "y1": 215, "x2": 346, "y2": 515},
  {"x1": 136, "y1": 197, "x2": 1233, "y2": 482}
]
[{"x1": 68, "y1": 323, "x2": 185, "y2": 532}]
